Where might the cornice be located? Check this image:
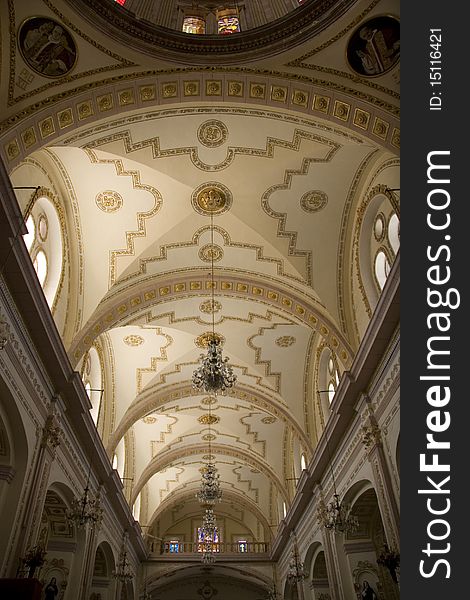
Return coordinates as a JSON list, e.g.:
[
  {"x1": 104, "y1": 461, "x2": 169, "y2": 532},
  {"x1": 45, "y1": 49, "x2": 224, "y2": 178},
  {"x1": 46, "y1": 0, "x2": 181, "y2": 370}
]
[
  {"x1": 65, "y1": 0, "x2": 359, "y2": 64},
  {"x1": 270, "y1": 251, "x2": 399, "y2": 559}
]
